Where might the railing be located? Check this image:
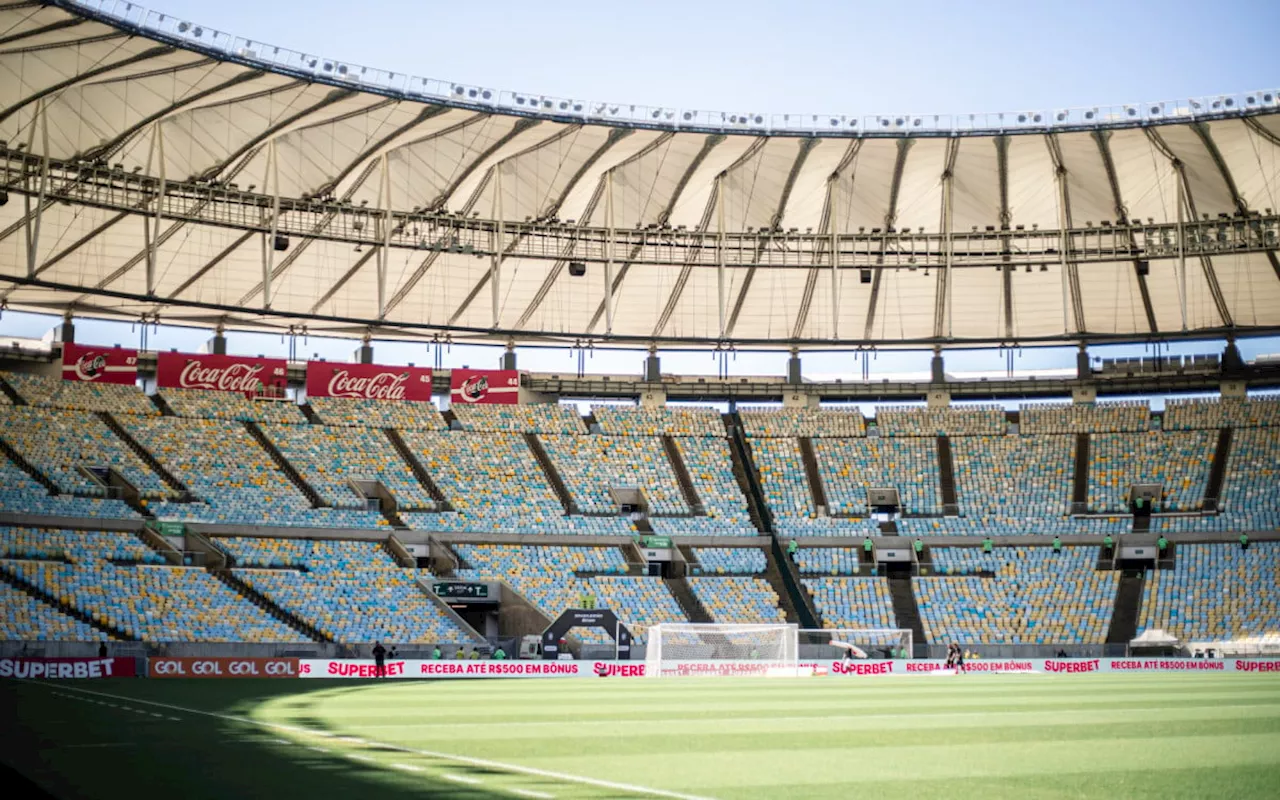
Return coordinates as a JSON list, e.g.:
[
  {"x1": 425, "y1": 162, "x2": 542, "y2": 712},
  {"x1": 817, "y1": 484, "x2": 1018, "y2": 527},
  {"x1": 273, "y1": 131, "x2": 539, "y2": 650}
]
[{"x1": 65, "y1": 1, "x2": 1280, "y2": 137}]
